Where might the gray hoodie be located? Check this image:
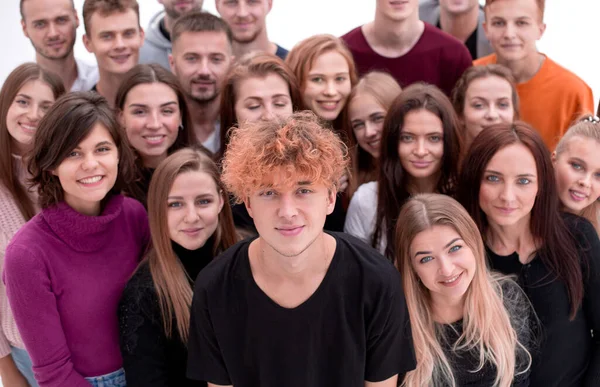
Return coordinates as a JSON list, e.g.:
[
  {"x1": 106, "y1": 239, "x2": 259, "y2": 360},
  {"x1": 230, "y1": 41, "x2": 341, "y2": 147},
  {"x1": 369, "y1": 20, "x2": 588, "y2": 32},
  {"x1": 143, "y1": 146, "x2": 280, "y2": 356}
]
[{"x1": 139, "y1": 11, "x2": 172, "y2": 70}]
